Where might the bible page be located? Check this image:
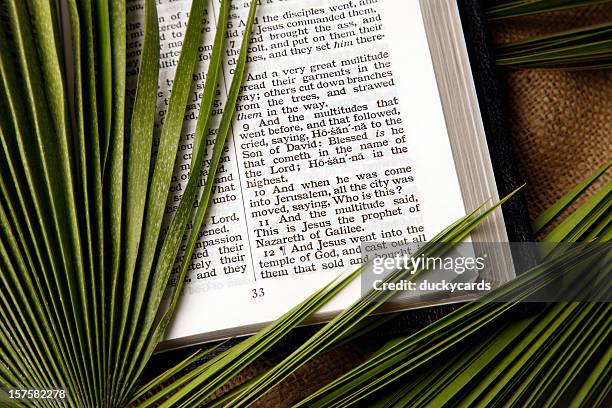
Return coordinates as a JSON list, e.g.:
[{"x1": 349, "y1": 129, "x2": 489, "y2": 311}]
[{"x1": 126, "y1": 0, "x2": 467, "y2": 346}]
